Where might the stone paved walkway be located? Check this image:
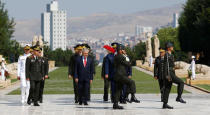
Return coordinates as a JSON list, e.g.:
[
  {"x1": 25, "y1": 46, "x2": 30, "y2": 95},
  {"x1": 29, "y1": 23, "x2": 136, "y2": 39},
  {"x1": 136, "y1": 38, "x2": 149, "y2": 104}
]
[
  {"x1": 0, "y1": 94, "x2": 210, "y2": 115},
  {"x1": 0, "y1": 67, "x2": 209, "y2": 115}
]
